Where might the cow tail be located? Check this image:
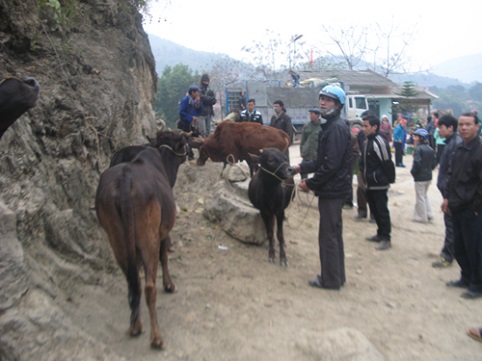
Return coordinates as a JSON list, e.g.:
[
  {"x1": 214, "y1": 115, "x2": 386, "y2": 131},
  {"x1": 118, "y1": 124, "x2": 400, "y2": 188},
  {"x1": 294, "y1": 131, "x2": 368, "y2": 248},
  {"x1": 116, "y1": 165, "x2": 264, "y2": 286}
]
[{"x1": 119, "y1": 171, "x2": 141, "y2": 321}]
